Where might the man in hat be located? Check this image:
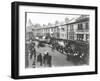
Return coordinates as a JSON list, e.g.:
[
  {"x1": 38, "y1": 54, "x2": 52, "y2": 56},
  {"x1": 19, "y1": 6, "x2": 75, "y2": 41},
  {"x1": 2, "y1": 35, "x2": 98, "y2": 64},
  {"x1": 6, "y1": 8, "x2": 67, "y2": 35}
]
[
  {"x1": 43, "y1": 51, "x2": 48, "y2": 66},
  {"x1": 37, "y1": 53, "x2": 43, "y2": 66},
  {"x1": 46, "y1": 52, "x2": 52, "y2": 67}
]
